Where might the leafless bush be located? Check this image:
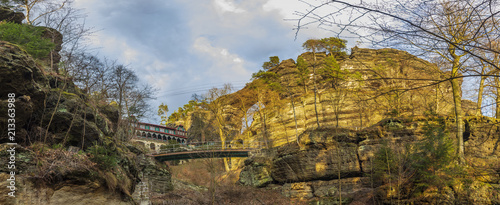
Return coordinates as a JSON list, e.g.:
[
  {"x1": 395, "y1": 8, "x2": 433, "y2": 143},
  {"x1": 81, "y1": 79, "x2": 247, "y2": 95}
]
[{"x1": 30, "y1": 146, "x2": 96, "y2": 184}]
